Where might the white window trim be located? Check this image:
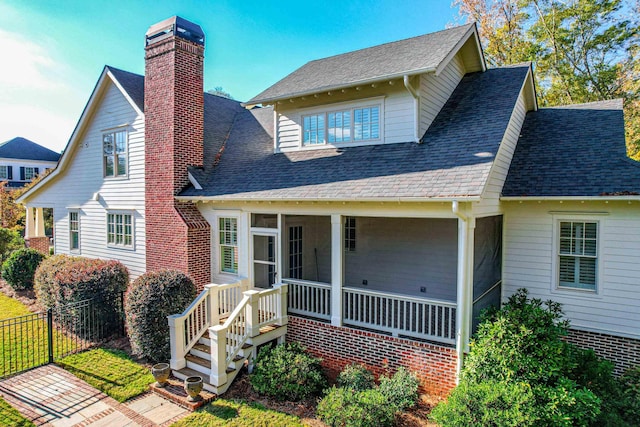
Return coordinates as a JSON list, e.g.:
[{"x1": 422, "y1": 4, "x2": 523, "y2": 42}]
[
  {"x1": 0, "y1": 166, "x2": 7, "y2": 180},
  {"x1": 214, "y1": 213, "x2": 241, "y2": 278},
  {"x1": 102, "y1": 128, "x2": 129, "y2": 179},
  {"x1": 69, "y1": 210, "x2": 80, "y2": 253},
  {"x1": 106, "y1": 210, "x2": 135, "y2": 250},
  {"x1": 551, "y1": 214, "x2": 604, "y2": 296},
  {"x1": 296, "y1": 96, "x2": 385, "y2": 150},
  {"x1": 24, "y1": 167, "x2": 36, "y2": 181}
]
